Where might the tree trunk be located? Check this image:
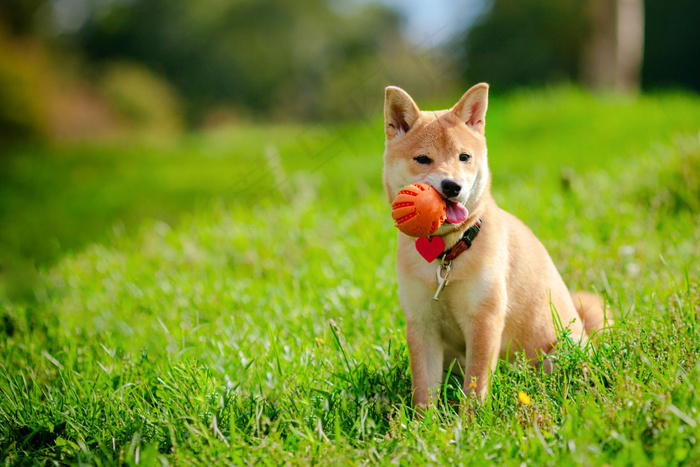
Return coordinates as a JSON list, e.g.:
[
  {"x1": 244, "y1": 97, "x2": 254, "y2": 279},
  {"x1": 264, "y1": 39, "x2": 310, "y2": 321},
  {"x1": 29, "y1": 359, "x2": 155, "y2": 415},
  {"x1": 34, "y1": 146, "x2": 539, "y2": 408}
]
[
  {"x1": 582, "y1": 0, "x2": 644, "y2": 93},
  {"x1": 616, "y1": 0, "x2": 644, "y2": 92}
]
